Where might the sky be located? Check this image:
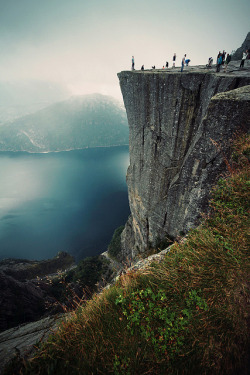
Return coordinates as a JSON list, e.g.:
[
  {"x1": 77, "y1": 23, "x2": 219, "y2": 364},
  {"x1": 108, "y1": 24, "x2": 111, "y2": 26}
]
[{"x1": 0, "y1": 0, "x2": 249, "y2": 101}]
